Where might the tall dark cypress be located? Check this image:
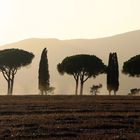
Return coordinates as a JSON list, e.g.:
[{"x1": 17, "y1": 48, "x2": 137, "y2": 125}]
[
  {"x1": 38, "y1": 48, "x2": 50, "y2": 95},
  {"x1": 107, "y1": 52, "x2": 119, "y2": 95},
  {"x1": 107, "y1": 53, "x2": 113, "y2": 95}
]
